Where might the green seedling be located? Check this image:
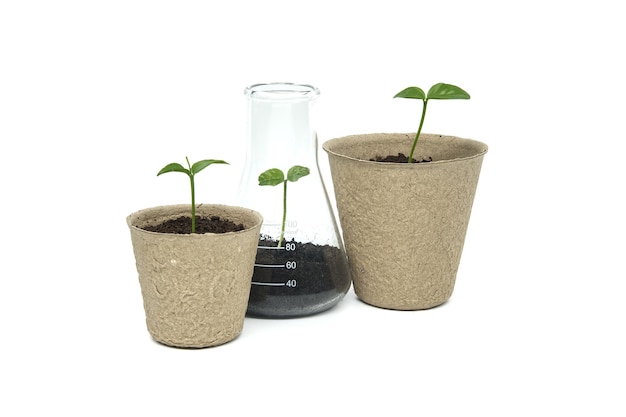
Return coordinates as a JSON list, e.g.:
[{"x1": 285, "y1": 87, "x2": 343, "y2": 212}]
[
  {"x1": 157, "y1": 157, "x2": 229, "y2": 233},
  {"x1": 394, "y1": 82, "x2": 470, "y2": 163},
  {"x1": 258, "y1": 165, "x2": 310, "y2": 248}
]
